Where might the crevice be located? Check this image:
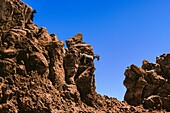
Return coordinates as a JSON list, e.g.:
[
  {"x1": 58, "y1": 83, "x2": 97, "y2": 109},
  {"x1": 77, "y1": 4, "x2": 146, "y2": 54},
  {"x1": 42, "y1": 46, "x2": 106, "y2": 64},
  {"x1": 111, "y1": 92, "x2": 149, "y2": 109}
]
[{"x1": 74, "y1": 66, "x2": 87, "y2": 81}]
